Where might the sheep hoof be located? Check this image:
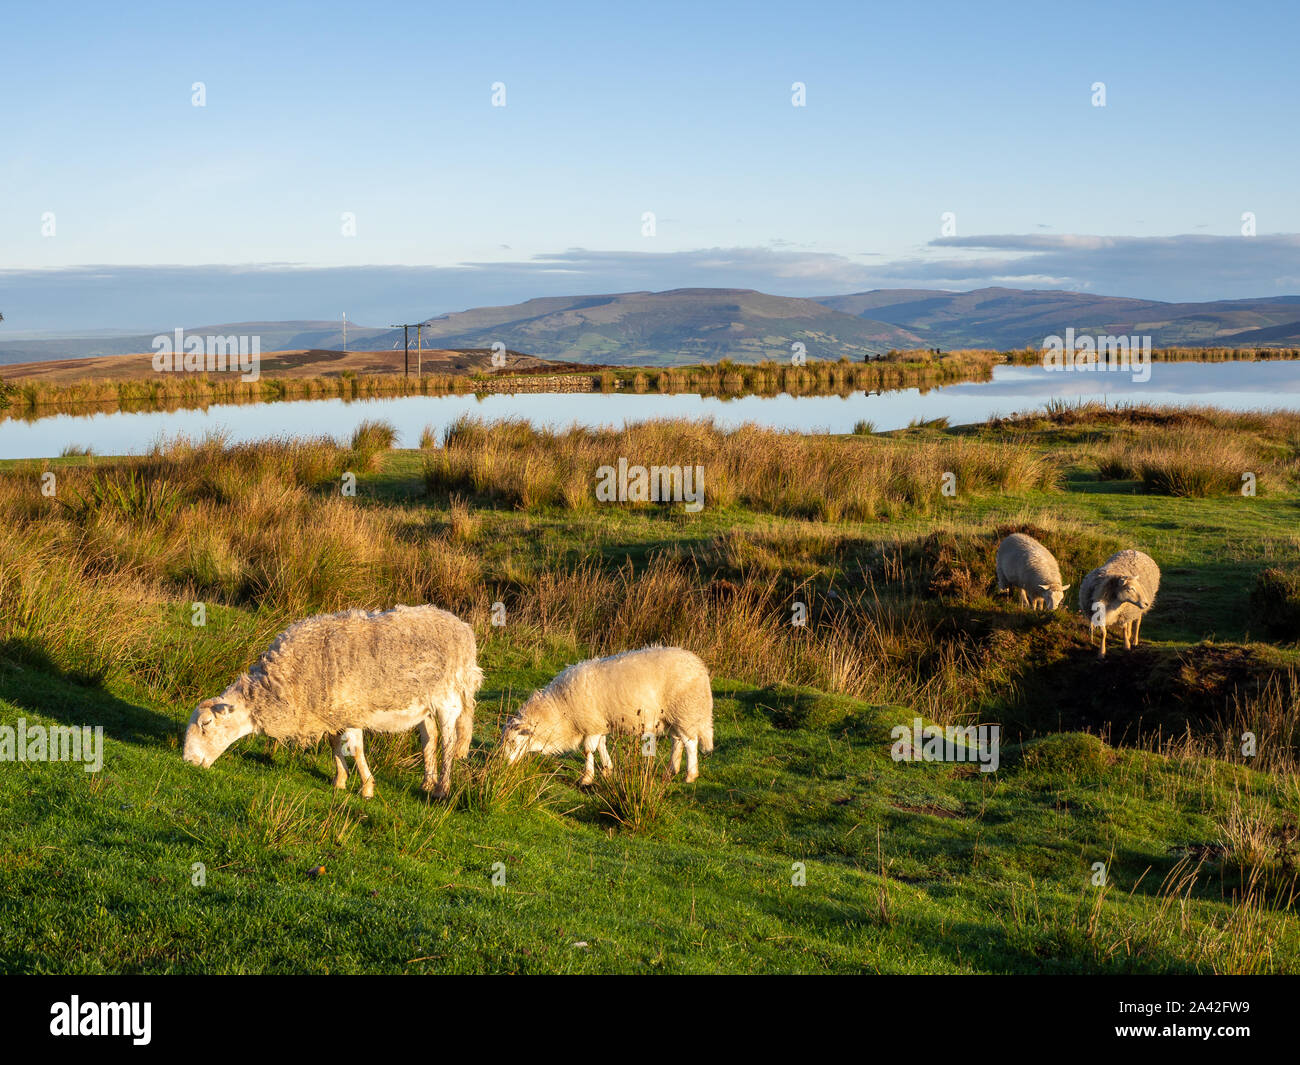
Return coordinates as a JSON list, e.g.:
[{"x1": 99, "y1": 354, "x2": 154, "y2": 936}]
[
  {"x1": 333, "y1": 776, "x2": 347, "y2": 790},
  {"x1": 361, "y1": 782, "x2": 375, "y2": 799},
  {"x1": 685, "y1": 772, "x2": 699, "y2": 783},
  {"x1": 578, "y1": 774, "x2": 595, "y2": 787},
  {"x1": 421, "y1": 776, "x2": 438, "y2": 793},
  {"x1": 431, "y1": 783, "x2": 451, "y2": 800}
]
